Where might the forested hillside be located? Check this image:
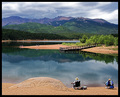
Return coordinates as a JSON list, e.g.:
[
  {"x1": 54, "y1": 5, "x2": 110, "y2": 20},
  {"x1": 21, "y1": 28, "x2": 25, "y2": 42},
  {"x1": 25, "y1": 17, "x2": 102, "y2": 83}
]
[
  {"x1": 2, "y1": 16, "x2": 118, "y2": 40},
  {"x1": 2, "y1": 16, "x2": 118, "y2": 35},
  {"x1": 2, "y1": 23, "x2": 75, "y2": 34},
  {"x1": 2, "y1": 29, "x2": 70, "y2": 40},
  {"x1": 62, "y1": 18, "x2": 118, "y2": 34},
  {"x1": 2, "y1": 28, "x2": 96, "y2": 40}
]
